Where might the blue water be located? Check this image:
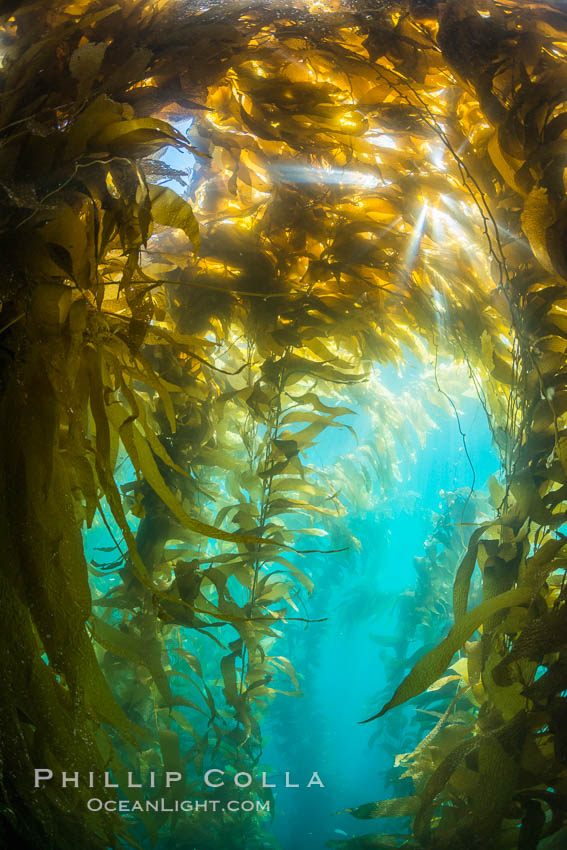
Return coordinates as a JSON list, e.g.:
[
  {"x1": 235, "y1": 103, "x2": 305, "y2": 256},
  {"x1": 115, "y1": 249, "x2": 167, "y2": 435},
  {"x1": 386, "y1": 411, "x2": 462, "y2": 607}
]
[
  {"x1": 258, "y1": 360, "x2": 497, "y2": 849},
  {"x1": 85, "y1": 357, "x2": 497, "y2": 849}
]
